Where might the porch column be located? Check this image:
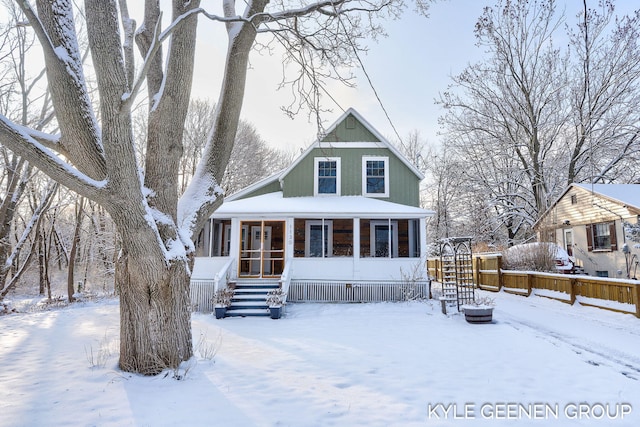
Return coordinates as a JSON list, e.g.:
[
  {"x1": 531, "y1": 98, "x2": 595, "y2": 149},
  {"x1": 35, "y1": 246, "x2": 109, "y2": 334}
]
[
  {"x1": 420, "y1": 217, "x2": 427, "y2": 258},
  {"x1": 353, "y1": 217, "x2": 360, "y2": 276},
  {"x1": 286, "y1": 218, "x2": 294, "y2": 261},
  {"x1": 230, "y1": 218, "x2": 241, "y2": 275}
]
